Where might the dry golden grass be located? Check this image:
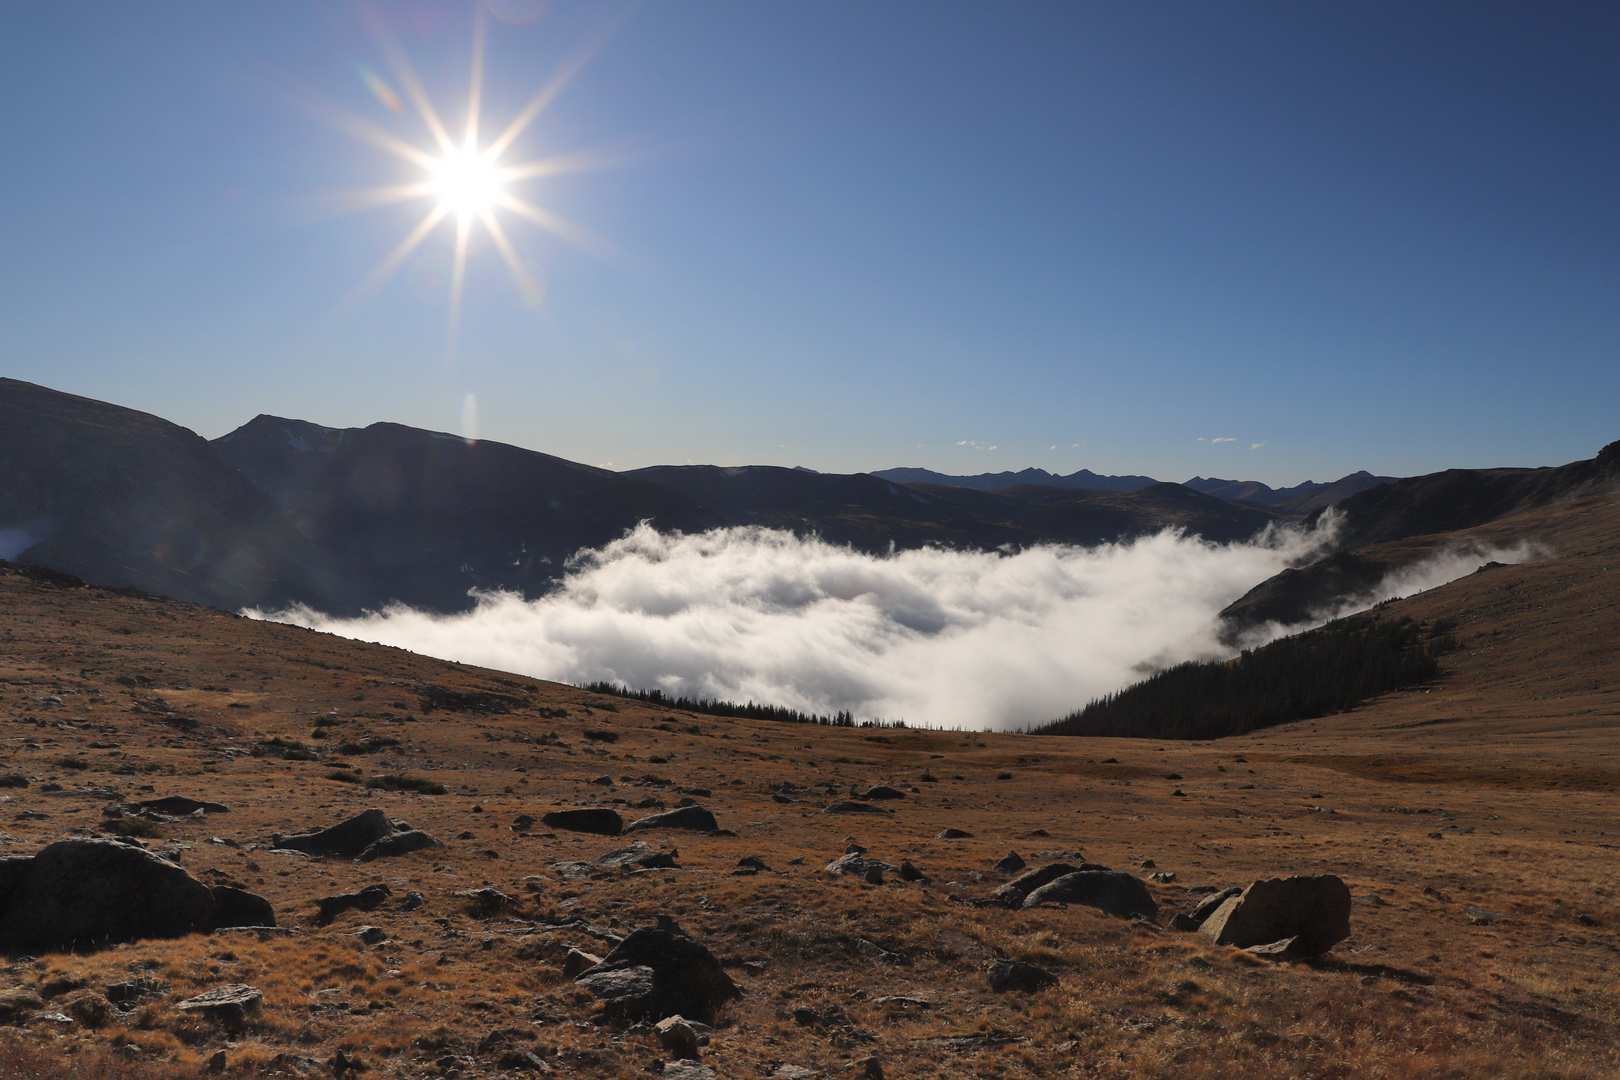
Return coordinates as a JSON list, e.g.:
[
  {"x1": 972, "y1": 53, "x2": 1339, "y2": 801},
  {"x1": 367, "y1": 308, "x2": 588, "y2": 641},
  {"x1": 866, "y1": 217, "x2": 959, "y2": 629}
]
[{"x1": 0, "y1": 490, "x2": 1613, "y2": 1076}]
